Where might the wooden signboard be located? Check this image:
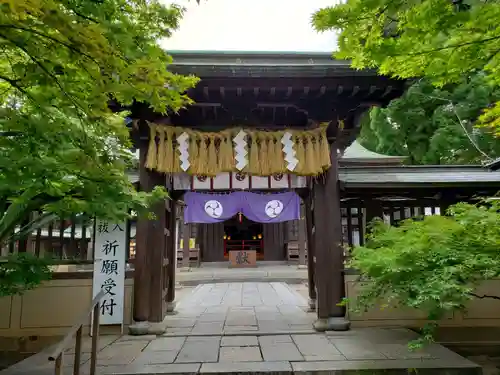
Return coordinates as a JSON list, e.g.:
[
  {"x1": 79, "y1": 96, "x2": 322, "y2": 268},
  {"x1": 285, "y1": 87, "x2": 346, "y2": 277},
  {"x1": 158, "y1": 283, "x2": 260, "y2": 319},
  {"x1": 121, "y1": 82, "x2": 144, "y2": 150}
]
[
  {"x1": 91, "y1": 220, "x2": 126, "y2": 330},
  {"x1": 229, "y1": 250, "x2": 257, "y2": 268}
]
